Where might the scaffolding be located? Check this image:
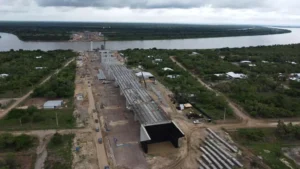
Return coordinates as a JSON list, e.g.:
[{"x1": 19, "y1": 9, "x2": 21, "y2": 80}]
[{"x1": 101, "y1": 58, "x2": 170, "y2": 125}]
